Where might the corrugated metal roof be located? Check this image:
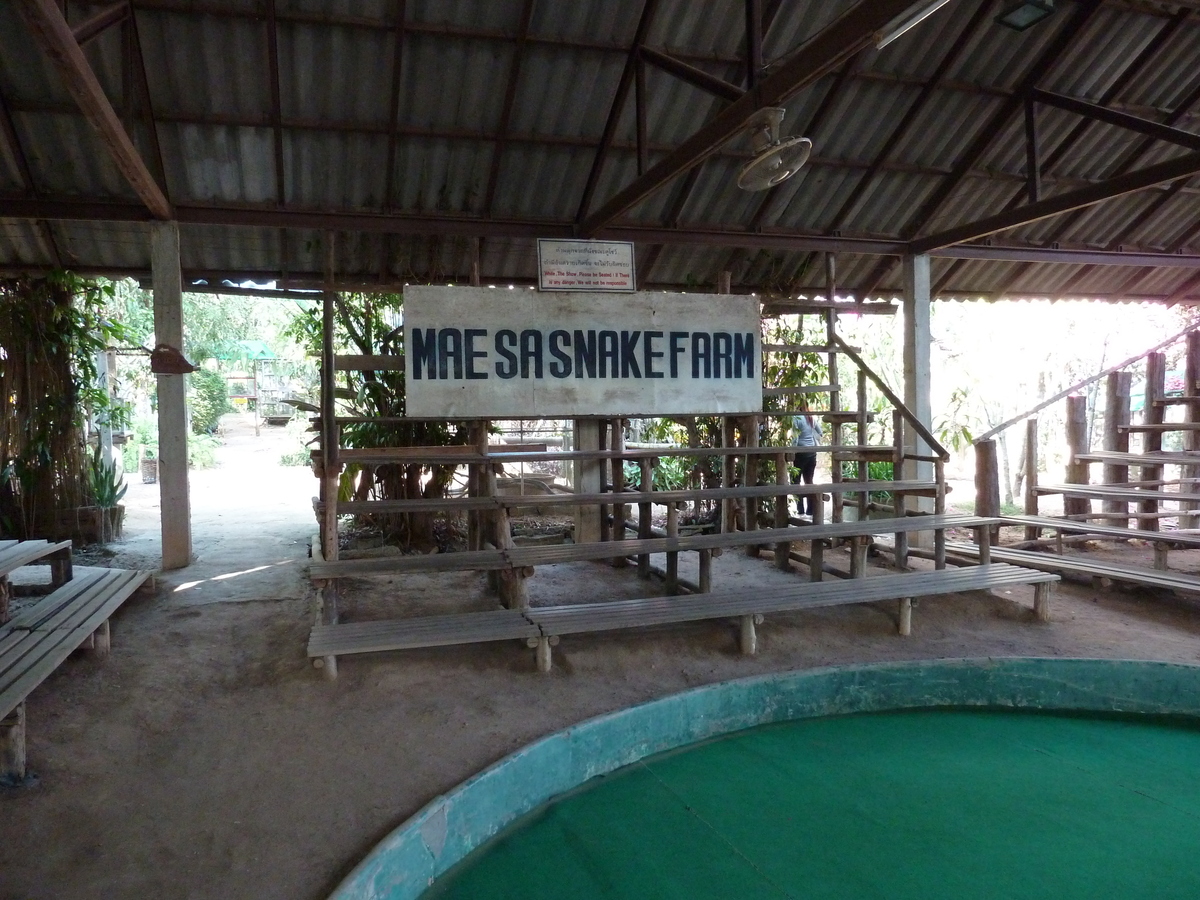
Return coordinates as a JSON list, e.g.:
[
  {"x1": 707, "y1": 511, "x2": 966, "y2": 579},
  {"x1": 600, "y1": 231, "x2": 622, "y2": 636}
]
[{"x1": 4, "y1": 0, "x2": 1200, "y2": 302}]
